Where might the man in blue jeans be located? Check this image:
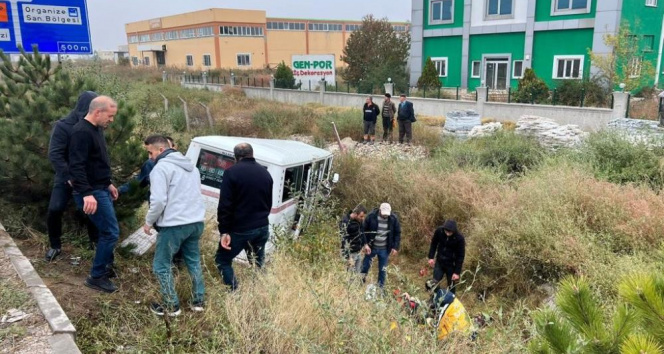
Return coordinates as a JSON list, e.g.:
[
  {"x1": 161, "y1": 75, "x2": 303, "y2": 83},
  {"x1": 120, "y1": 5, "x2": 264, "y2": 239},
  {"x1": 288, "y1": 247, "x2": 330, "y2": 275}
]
[
  {"x1": 68, "y1": 96, "x2": 120, "y2": 293},
  {"x1": 215, "y1": 143, "x2": 273, "y2": 291},
  {"x1": 361, "y1": 203, "x2": 401, "y2": 288},
  {"x1": 142, "y1": 135, "x2": 206, "y2": 316}
]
